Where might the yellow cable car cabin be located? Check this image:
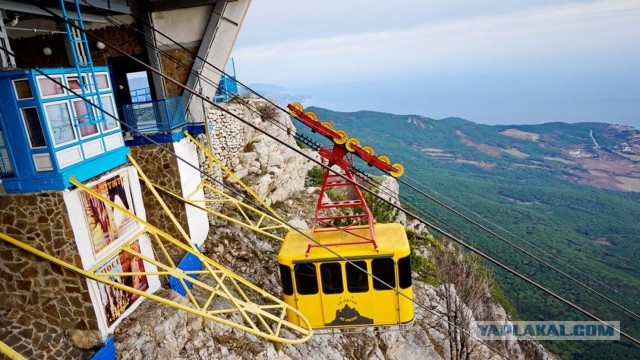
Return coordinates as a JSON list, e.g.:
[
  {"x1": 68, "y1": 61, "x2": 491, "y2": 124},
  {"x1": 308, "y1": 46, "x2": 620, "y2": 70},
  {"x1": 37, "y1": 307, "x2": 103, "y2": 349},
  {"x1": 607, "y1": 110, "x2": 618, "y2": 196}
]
[
  {"x1": 280, "y1": 104, "x2": 414, "y2": 329},
  {"x1": 278, "y1": 223, "x2": 414, "y2": 329}
]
